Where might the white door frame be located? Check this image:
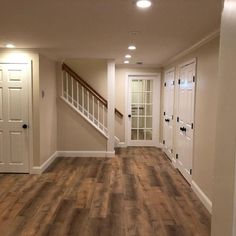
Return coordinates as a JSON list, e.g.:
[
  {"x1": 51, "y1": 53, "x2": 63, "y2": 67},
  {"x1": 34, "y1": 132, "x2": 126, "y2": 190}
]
[
  {"x1": 0, "y1": 54, "x2": 33, "y2": 173},
  {"x1": 125, "y1": 72, "x2": 161, "y2": 147}
]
